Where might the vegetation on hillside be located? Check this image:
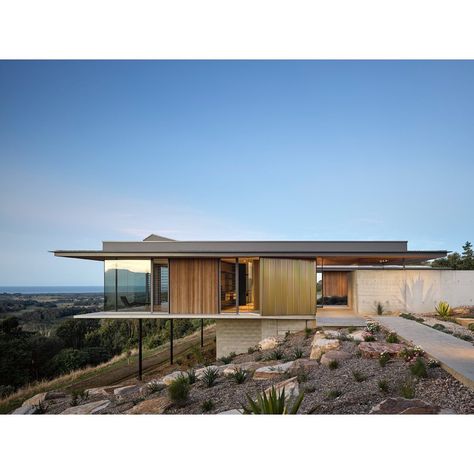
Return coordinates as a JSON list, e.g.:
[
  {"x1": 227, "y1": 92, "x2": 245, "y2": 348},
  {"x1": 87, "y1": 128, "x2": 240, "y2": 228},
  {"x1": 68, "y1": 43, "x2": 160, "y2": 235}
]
[{"x1": 432, "y1": 241, "x2": 474, "y2": 269}]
